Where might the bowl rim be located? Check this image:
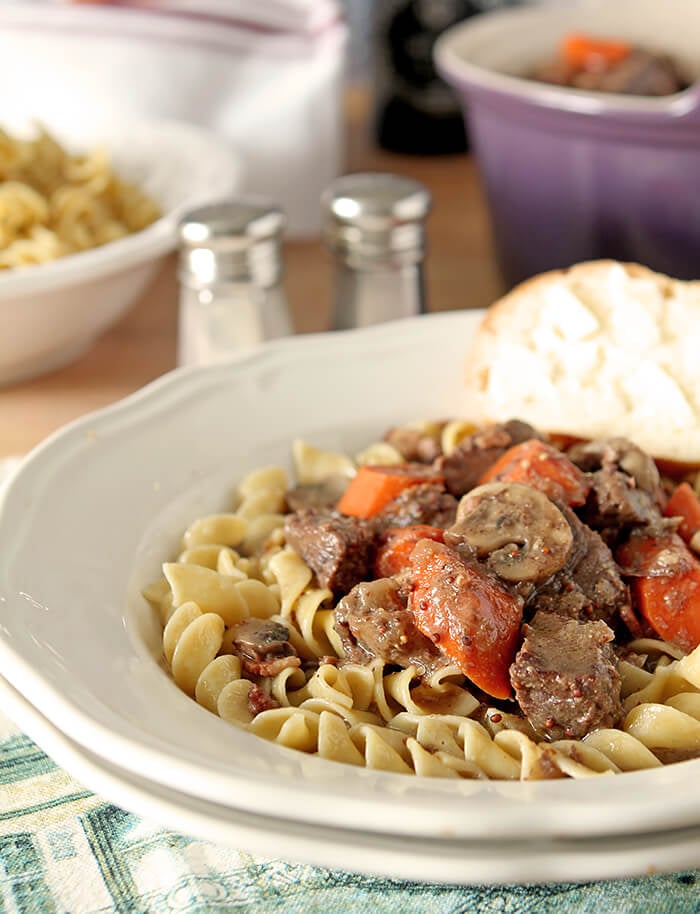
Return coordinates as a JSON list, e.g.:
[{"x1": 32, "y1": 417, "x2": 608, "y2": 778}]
[
  {"x1": 3, "y1": 311, "x2": 700, "y2": 845},
  {"x1": 9, "y1": 670, "x2": 700, "y2": 886},
  {"x1": 434, "y1": 2, "x2": 700, "y2": 119},
  {"x1": 0, "y1": 113, "x2": 240, "y2": 299}
]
